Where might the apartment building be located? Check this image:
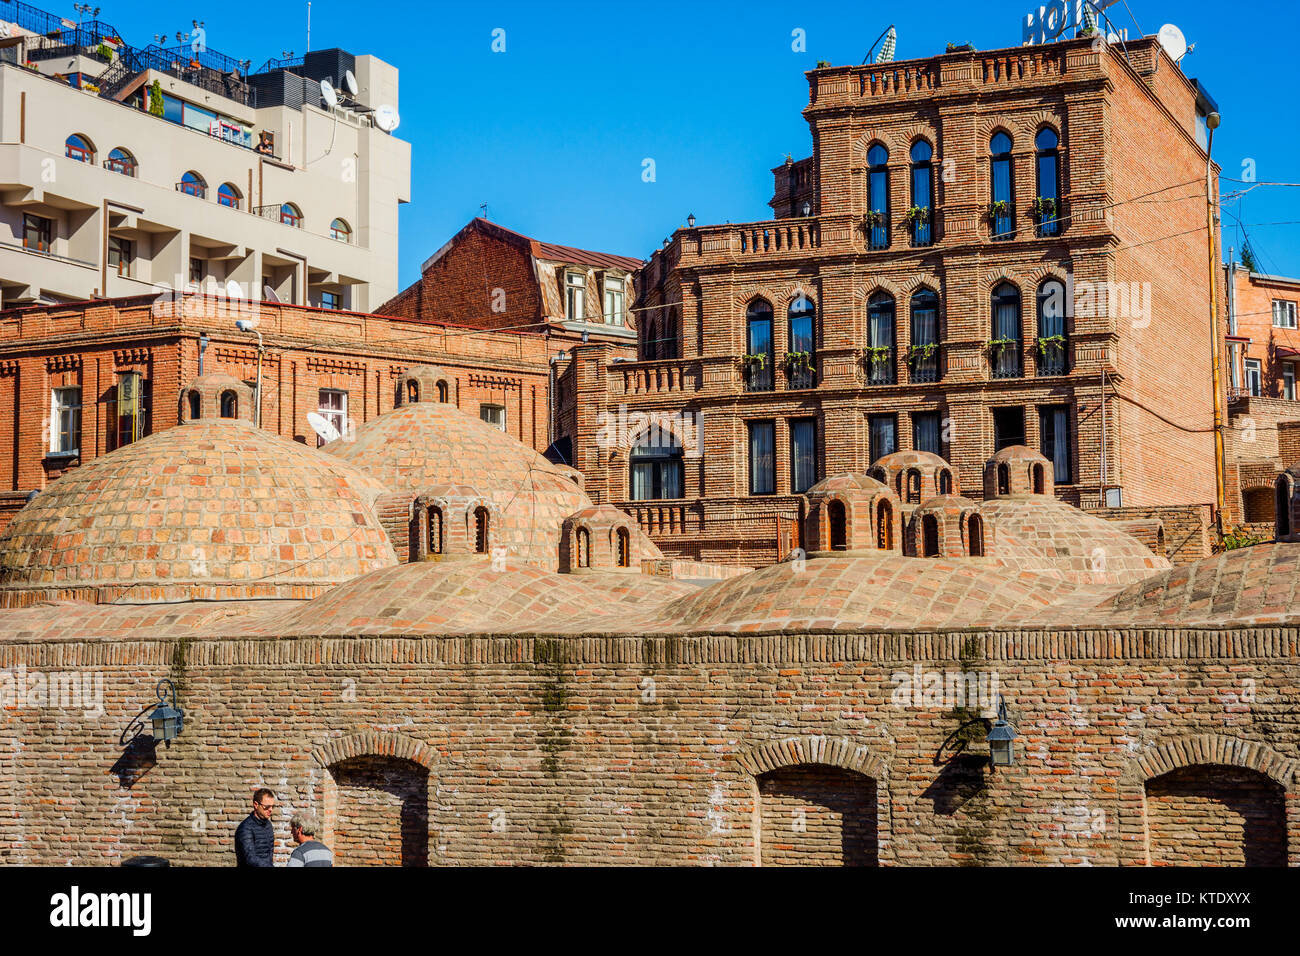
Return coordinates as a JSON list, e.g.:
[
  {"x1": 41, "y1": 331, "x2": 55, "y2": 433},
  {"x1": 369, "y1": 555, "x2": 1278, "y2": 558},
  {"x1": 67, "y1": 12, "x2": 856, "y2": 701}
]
[
  {"x1": 0, "y1": 1, "x2": 409, "y2": 310},
  {"x1": 567, "y1": 32, "x2": 1223, "y2": 564}
]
